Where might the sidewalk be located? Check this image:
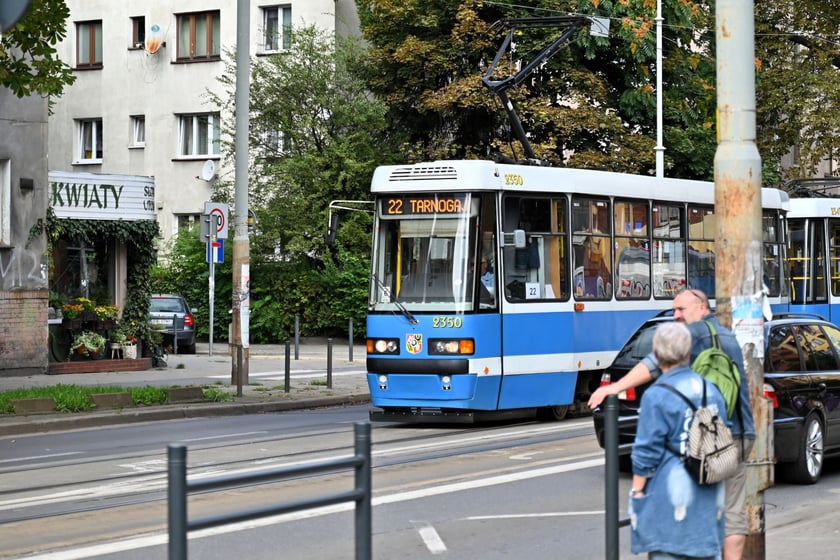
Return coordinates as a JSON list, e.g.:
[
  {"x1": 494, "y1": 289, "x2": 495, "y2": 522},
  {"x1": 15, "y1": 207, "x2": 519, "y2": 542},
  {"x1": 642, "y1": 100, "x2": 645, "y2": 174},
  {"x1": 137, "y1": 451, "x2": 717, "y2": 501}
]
[{"x1": 0, "y1": 340, "x2": 371, "y2": 436}]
